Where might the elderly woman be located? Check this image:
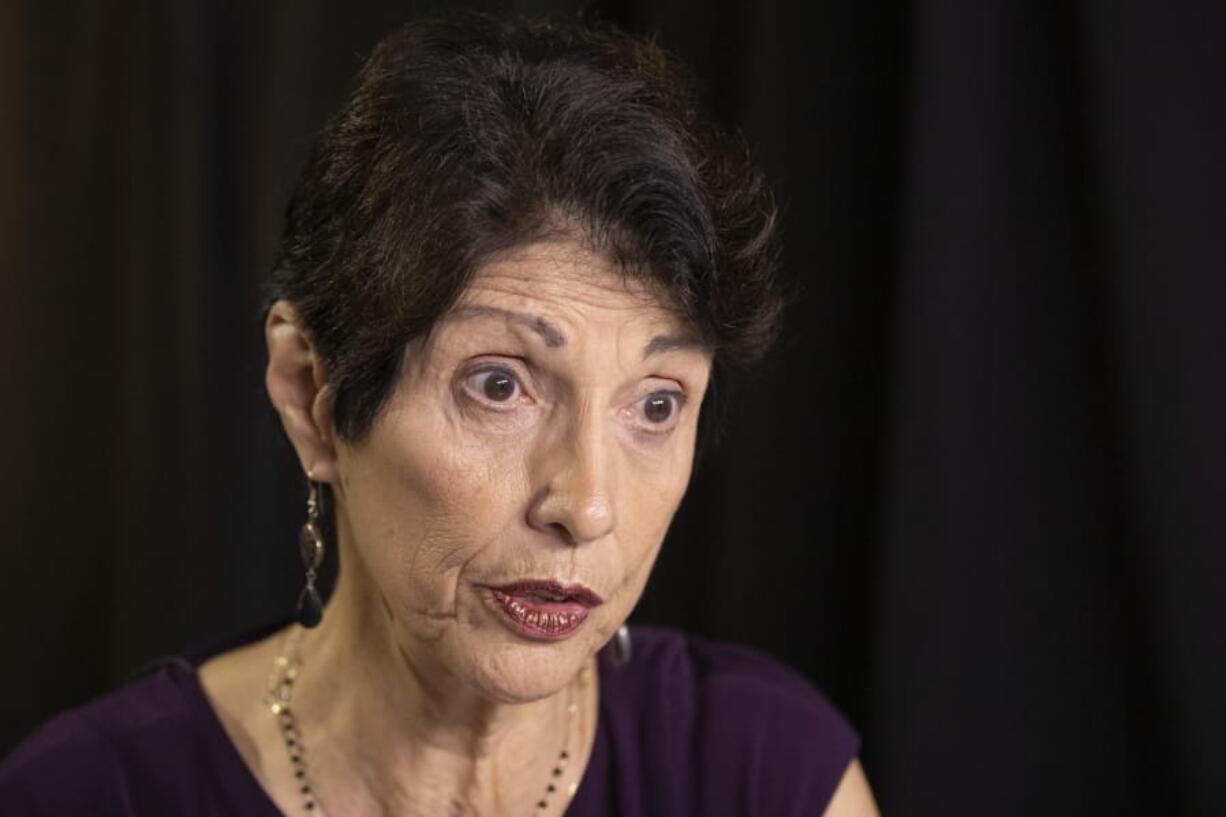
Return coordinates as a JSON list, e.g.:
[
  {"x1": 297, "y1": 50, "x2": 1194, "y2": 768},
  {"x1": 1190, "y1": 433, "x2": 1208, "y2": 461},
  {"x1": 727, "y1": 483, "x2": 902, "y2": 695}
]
[{"x1": 1, "y1": 13, "x2": 877, "y2": 817}]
